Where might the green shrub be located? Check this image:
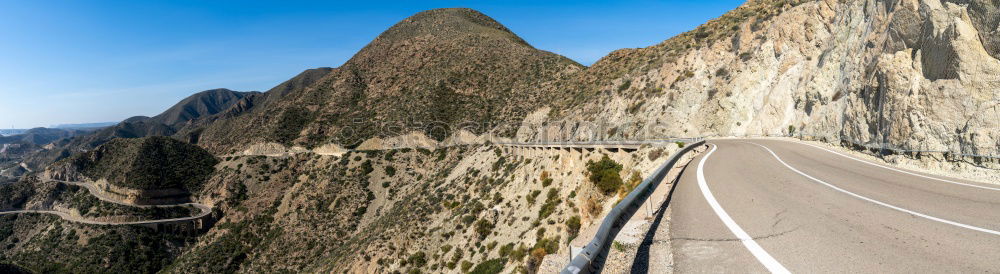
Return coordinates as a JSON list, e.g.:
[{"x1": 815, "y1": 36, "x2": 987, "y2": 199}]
[
  {"x1": 509, "y1": 244, "x2": 528, "y2": 261},
  {"x1": 498, "y1": 243, "x2": 515, "y2": 258},
  {"x1": 450, "y1": 249, "x2": 464, "y2": 265},
  {"x1": 360, "y1": 160, "x2": 374, "y2": 175},
  {"x1": 586, "y1": 155, "x2": 623, "y2": 194},
  {"x1": 470, "y1": 258, "x2": 507, "y2": 274},
  {"x1": 385, "y1": 166, "x2": 396, "y2": 177},
  {"x1": 436, "y1": 151, "x2": 447, "y2": 161},
  {"x1": 475, "y1": 220, "x2": 494, "y2": 239},
  {"x1": 537, "y1": 189, "x2": 561, "y2": 220},
  {"x1": 715, "y1": 67, "x2": 729, "y2": 78},
  {"x1": 612, "y1": 241, "x2": 627, "y2": 252},
  {"x1": 541, "y1": 178, "x2": 553, "y2": 187},
  {"x1": 408, "y1": 251, "x2": 427, "y2": 267},
  {"x1": 566, "y1": 216, "x2": 581, "y2": 239},
  {"x1": 617, "y1": 80, "x2": 631, "y2": 92},
  {"x1": 533, "y1": 237, "x2": 560, "y2": 254},
  {"x1": 526, "y1": 190, "x2": 541, "y2": 204},
  {"x1": 621, "y1": 171, "x2": 643, "y2": 195},
  {"x1": 461, "y1": 261, "x2": 474, "y2": 272},
  {"x1": 462, "y1": 215, "x2": 477, "y2": 225},
  {"x1": 676, "y1": 141, "x2": 685, "y2": 148}
]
